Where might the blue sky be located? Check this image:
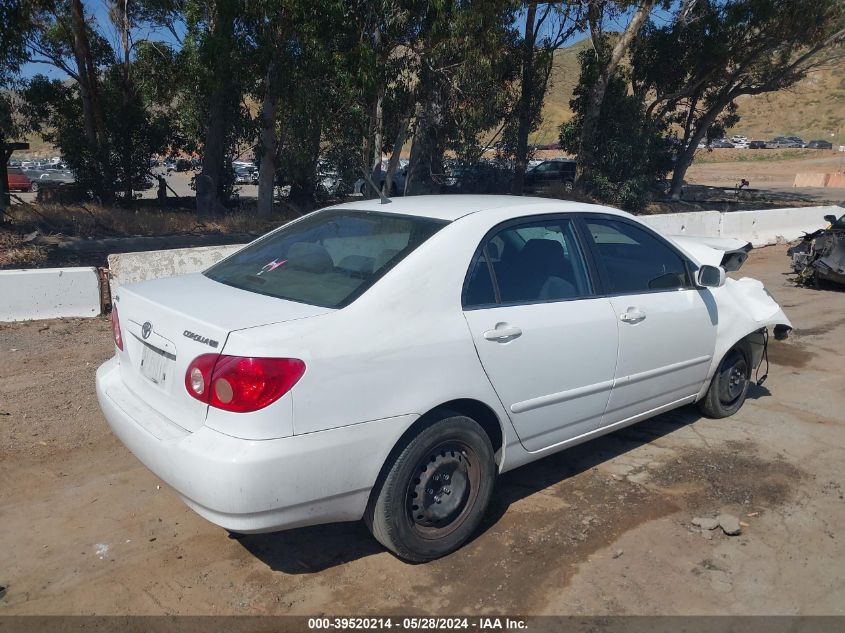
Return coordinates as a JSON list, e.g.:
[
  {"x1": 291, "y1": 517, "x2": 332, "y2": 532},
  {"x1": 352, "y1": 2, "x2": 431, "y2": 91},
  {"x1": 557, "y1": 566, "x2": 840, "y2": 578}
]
[
  {"x1": 21, "y1": 0, "x2": 185, "y2": 80},
  {"x1": 20, "y1": 1, "x2": 677, "y2": 80}
]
